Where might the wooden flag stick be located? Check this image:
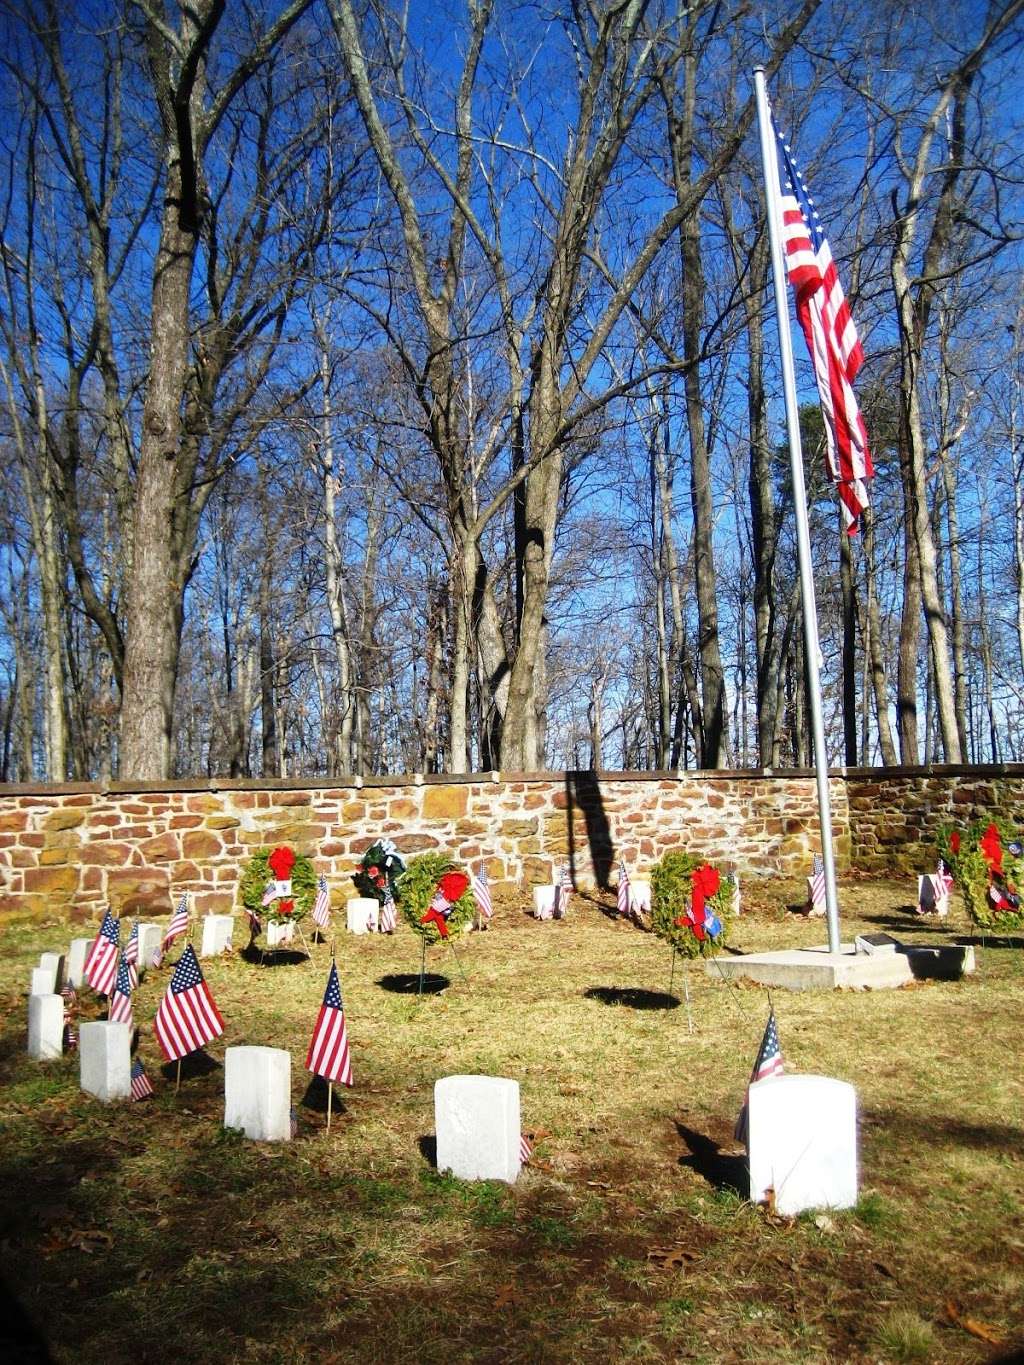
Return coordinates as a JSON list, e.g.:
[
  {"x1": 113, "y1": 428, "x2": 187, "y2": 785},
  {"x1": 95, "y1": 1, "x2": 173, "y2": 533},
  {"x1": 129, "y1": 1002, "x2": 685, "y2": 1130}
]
[
  {"x1": 175, "y1": 1058, "x2": 182, "y2": 1093},
  {"x1": 417, "y1": 937, "x2": 426, "y2": 998},
  {"x1": 326, "y1": 1080, "x2": 333, "y2": 1132},
  {"x1": 668, "y1": 946, "x2": 677, "y2": 997}
]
